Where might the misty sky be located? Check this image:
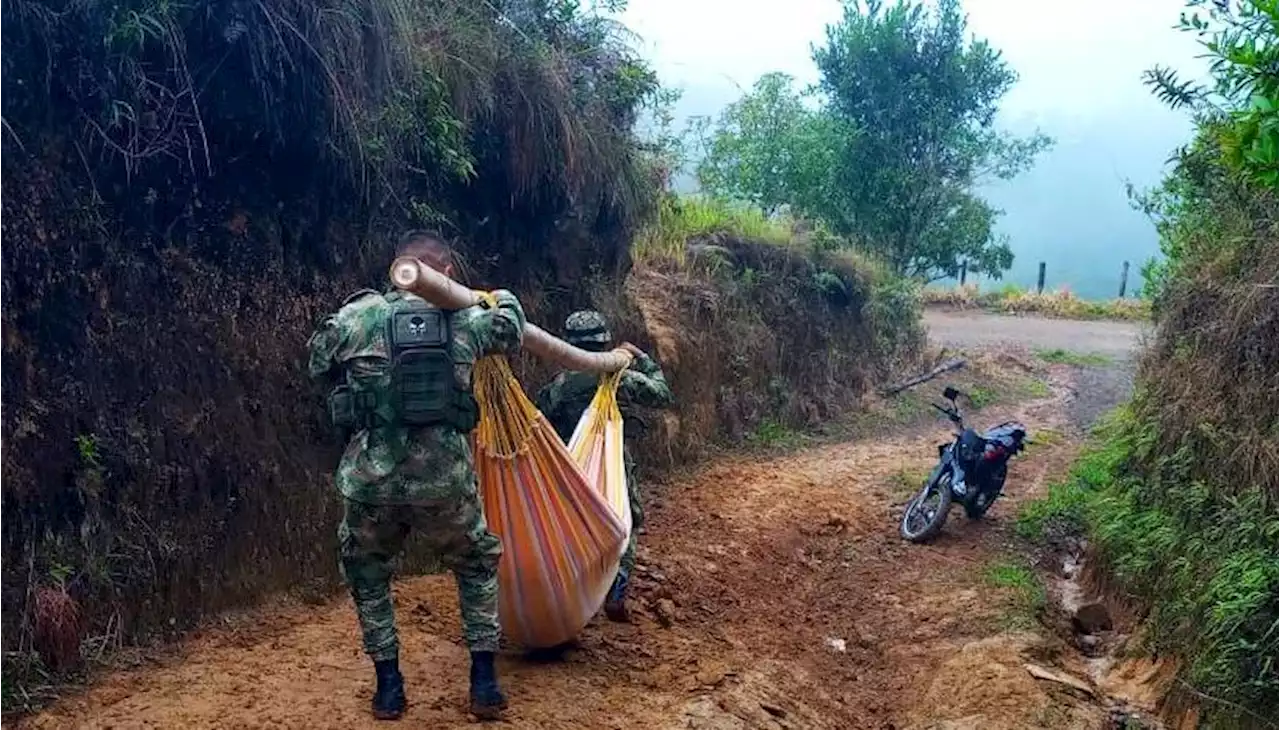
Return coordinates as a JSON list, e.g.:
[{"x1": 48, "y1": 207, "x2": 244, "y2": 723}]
[{"x1": 621, "y1": 0, "x2": 1208, "y2": 298}]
